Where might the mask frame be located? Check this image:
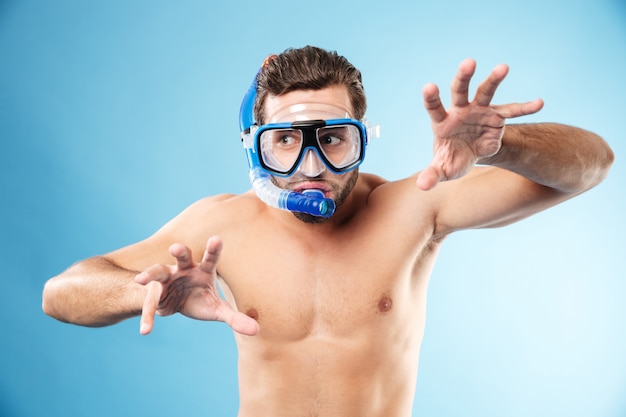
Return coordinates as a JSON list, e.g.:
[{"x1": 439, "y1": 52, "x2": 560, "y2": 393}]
[{"x1": 253, "y1": 118, "x2": 368, "y2": 177}]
